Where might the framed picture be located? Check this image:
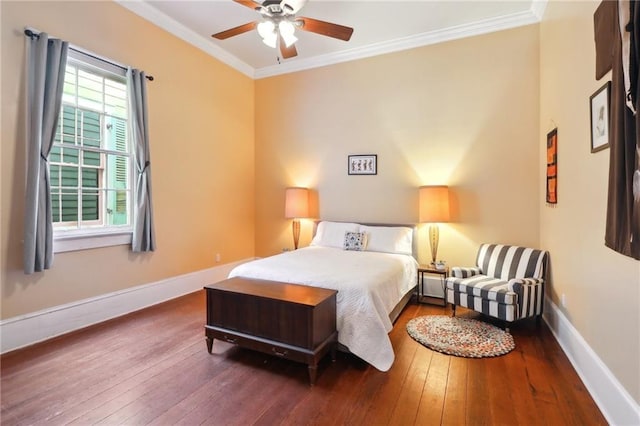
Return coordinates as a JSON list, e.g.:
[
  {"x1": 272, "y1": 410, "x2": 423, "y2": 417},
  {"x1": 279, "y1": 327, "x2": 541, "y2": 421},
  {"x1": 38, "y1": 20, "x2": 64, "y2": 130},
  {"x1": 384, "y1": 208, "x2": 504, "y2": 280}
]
[
  {"x1": 348, "y1": 154, "x2": 377, "y2": 175},
  {"x1": 590, "y1": 81, "x2": 611, "y2": 153},
  {"x1": 546, "y1": 128, "x2": 558, "y2": 204}
]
